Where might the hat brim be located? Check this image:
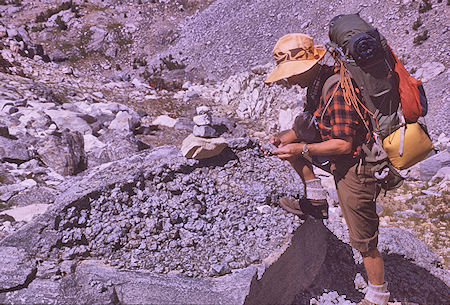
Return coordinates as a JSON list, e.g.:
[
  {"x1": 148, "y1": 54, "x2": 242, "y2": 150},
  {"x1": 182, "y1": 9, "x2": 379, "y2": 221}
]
[{"x1": 265, "y1": 48, "x2": 326, "y2": 84}]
